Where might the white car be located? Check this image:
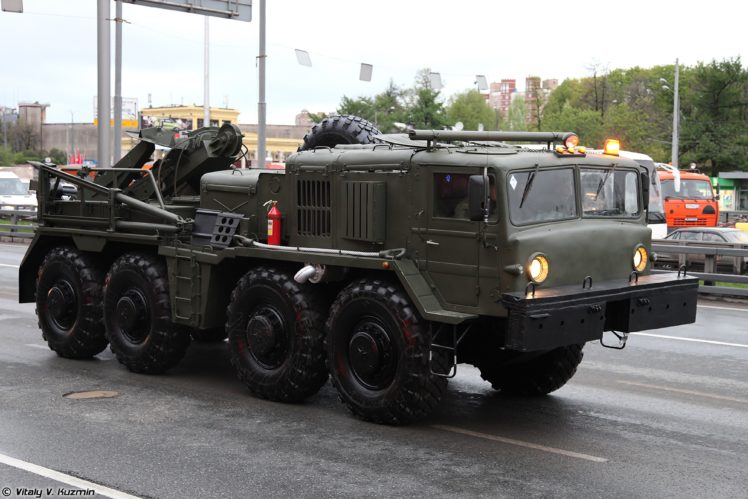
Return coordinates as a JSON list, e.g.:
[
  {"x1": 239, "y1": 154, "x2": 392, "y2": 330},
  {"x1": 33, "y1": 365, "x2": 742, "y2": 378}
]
[{"x1": 0, "y1": 171, "x2": 37, "y2": 211}]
